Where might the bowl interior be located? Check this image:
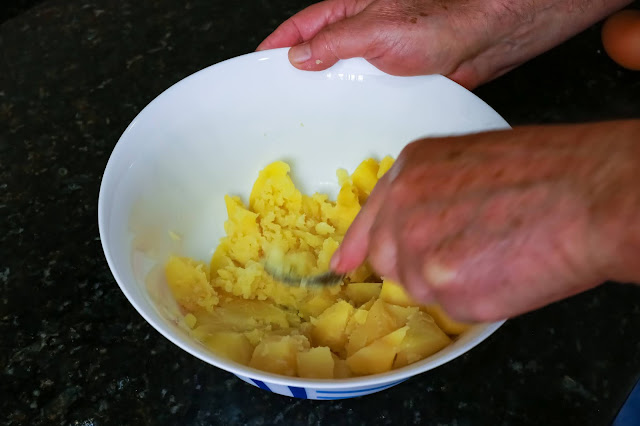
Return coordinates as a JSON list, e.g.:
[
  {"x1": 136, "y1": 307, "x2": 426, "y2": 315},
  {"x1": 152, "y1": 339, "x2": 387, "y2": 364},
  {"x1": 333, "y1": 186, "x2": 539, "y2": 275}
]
[{"x1": 99, "y1": 48, "x2": 509, "y2": 388}]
